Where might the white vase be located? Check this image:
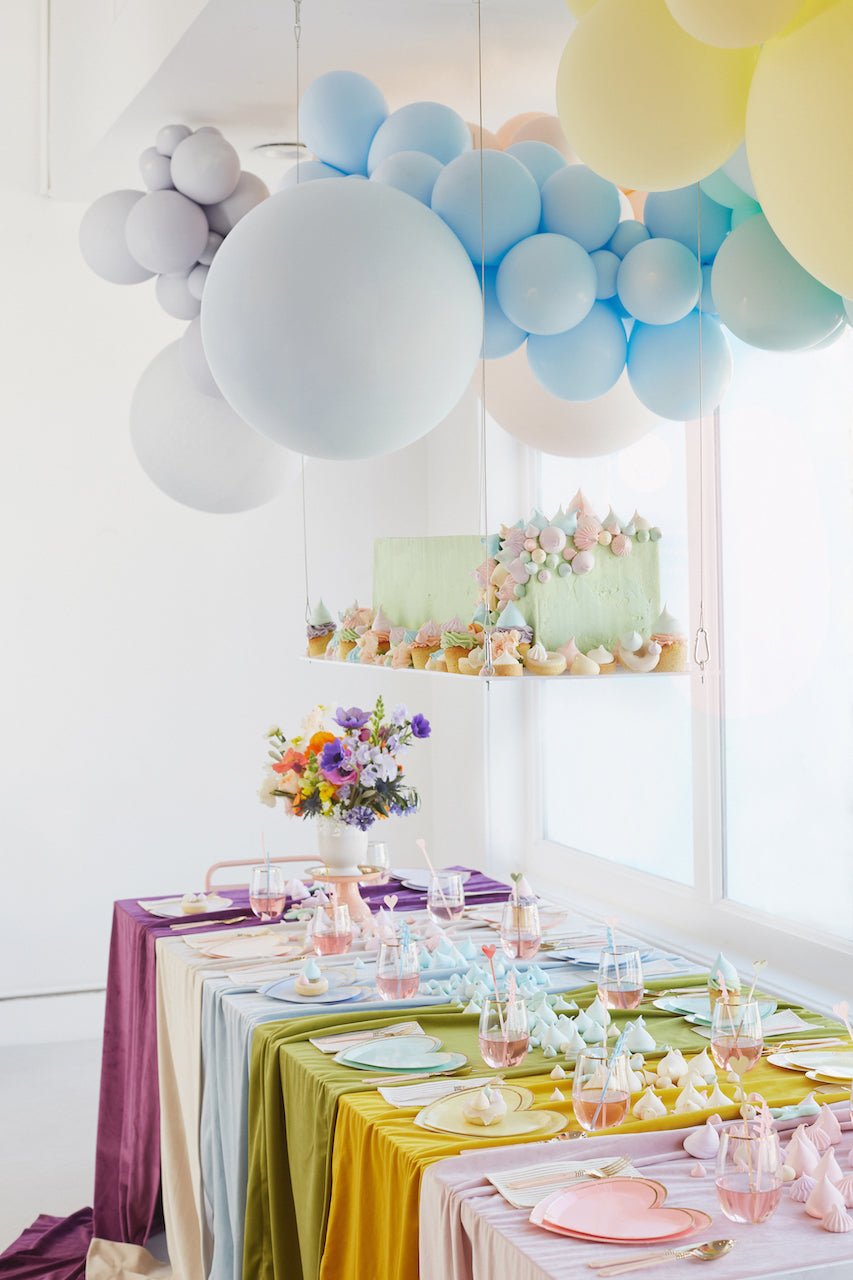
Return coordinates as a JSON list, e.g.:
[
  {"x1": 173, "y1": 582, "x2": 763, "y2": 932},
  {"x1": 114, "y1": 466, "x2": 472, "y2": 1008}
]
[{"x1": 315, "y1": 816, "x2": 369, "y2": 876}]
